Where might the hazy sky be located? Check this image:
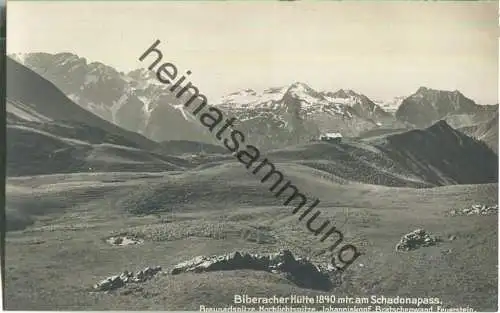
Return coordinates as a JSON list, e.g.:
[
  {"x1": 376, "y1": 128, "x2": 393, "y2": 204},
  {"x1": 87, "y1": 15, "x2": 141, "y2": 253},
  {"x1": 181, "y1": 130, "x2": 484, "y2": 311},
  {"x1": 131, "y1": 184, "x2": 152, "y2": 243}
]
[{"x1": 7, "y1": 1, "x2": 499, "y2": 104}]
